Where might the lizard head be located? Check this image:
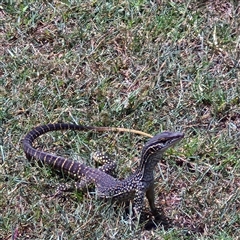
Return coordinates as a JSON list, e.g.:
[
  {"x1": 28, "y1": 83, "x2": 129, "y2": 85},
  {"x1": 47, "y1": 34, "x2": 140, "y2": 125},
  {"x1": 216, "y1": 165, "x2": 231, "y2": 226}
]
[{"x1": 142, "y1": 131, "x2": 184, "y2": 157}]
